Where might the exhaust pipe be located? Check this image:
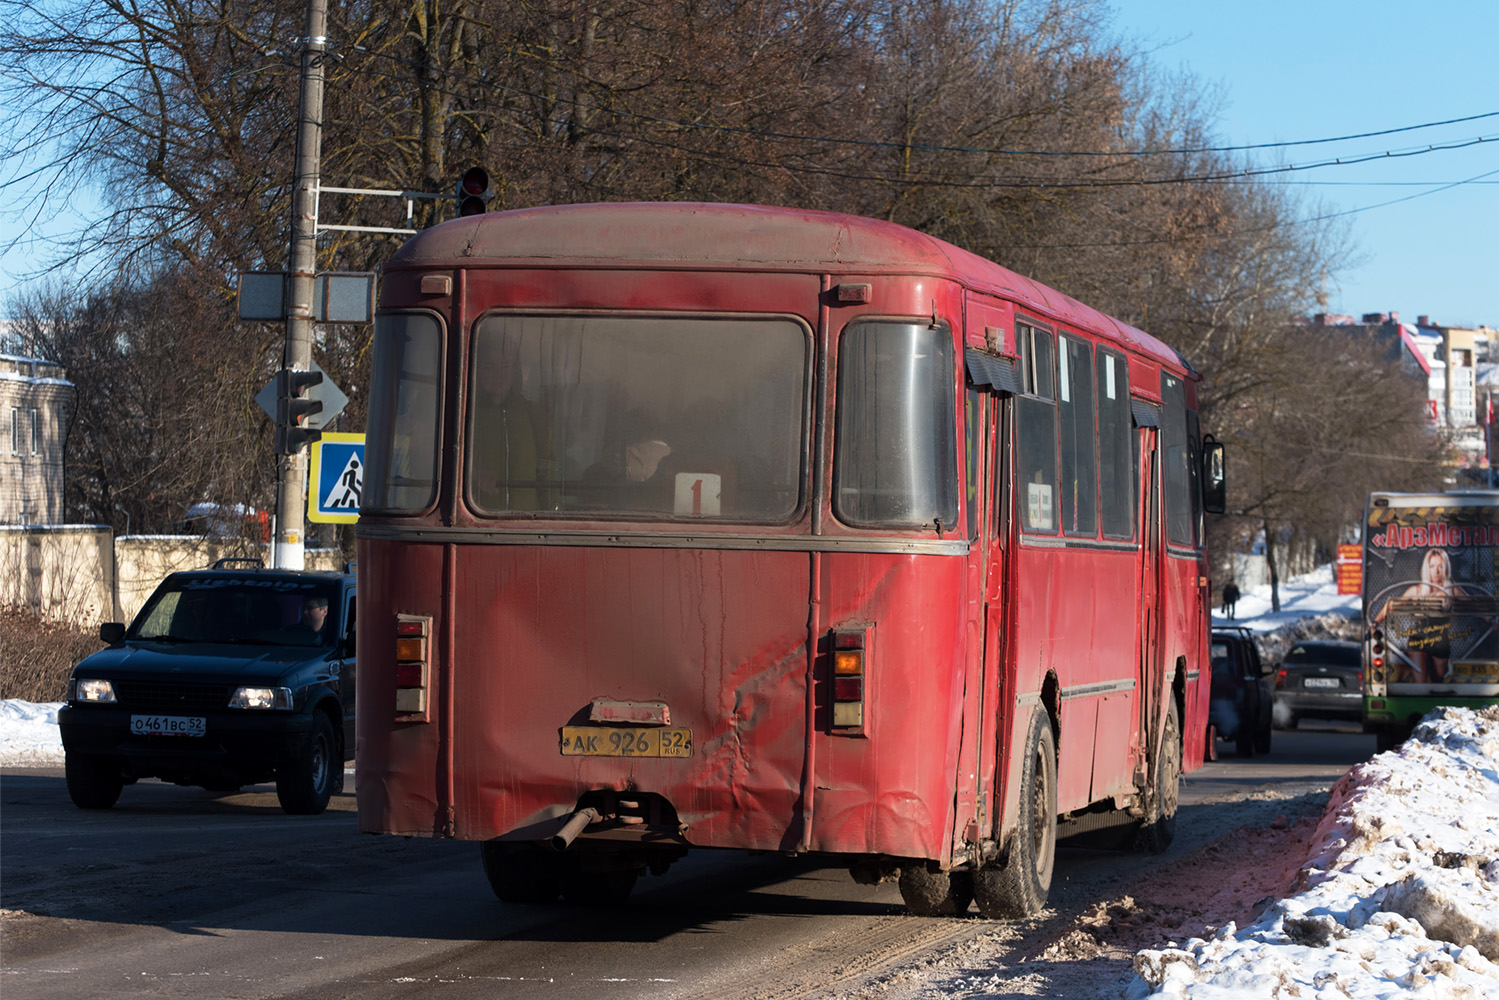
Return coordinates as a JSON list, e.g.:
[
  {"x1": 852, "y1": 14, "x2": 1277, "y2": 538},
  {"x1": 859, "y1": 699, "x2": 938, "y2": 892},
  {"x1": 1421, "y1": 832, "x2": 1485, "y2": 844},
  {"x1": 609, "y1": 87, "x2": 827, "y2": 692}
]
[{"x1": 551, "y1": 806, "x2": 602, "y2": 851}]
